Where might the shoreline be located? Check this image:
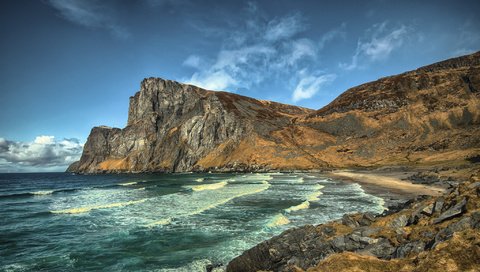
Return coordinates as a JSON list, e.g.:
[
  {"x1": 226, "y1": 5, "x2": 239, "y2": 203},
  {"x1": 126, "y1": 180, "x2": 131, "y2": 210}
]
[
  {"x1": 327, "y1": 169, "x2": 445, "y2": 196},
  {"x1": 226, "y1": 165, "x2": 480, "y2": 271}
]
